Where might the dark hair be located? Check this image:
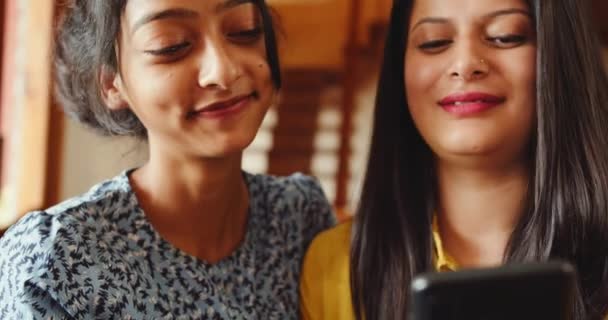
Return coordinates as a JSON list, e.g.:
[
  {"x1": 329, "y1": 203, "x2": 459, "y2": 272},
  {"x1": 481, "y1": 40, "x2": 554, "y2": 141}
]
[
  {"x1": 350, "y1": 0, "x2": 608, "y2": 319},
  {"x1": 54, "y1": 0, "x2": 281, "y2": 138}
]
